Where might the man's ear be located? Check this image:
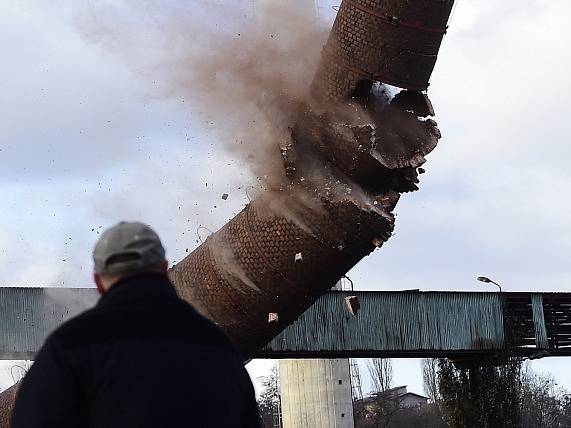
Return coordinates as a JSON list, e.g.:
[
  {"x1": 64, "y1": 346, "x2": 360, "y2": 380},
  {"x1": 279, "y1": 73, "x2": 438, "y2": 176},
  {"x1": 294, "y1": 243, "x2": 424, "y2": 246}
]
[
  {"x1": 161, "y1": 260, "x2": 169, "y2": 275},
  {"x1": 94, "y1": 273, "x2": 106, "y2": 295}
]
